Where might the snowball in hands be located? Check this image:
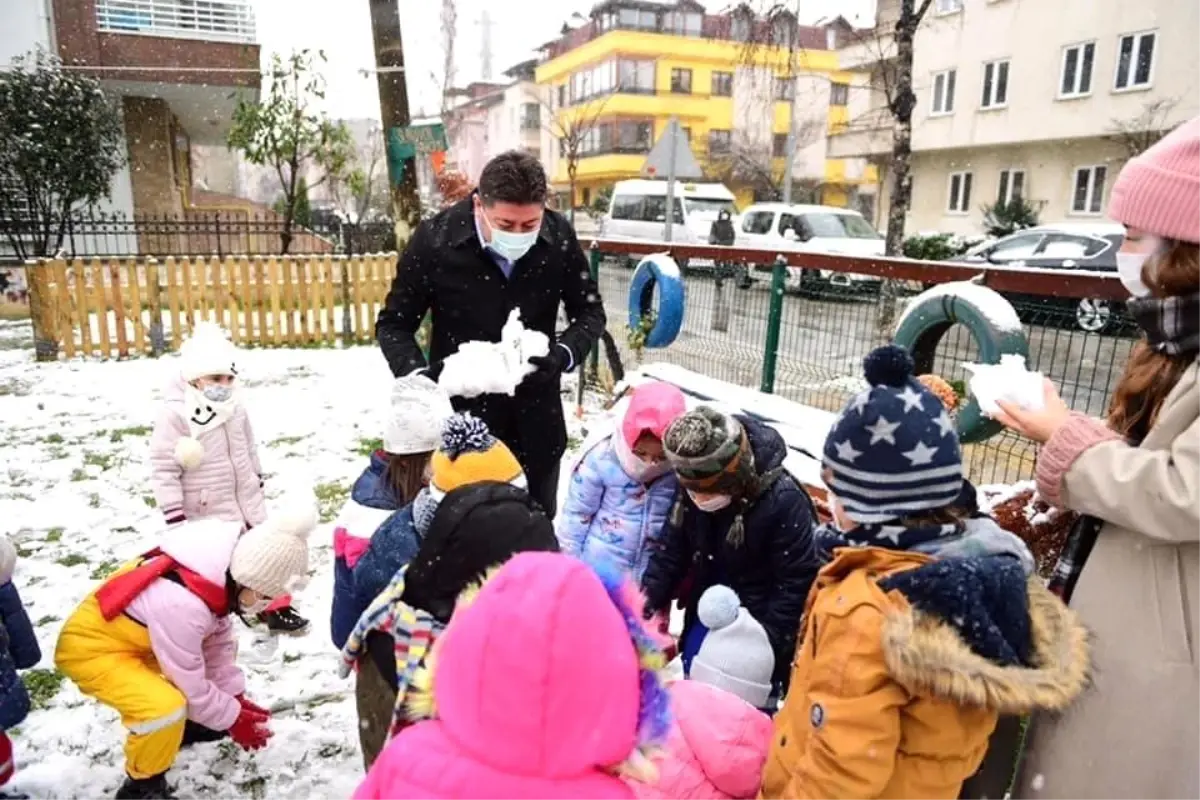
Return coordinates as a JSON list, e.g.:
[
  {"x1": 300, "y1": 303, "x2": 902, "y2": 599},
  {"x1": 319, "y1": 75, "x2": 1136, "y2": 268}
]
[
  {"x1": 438, "y1": 309, "x2": 550, "y2": 399},
  {"x1": 965, "y1": 355, "x2": 1045, "y2": 416}
]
